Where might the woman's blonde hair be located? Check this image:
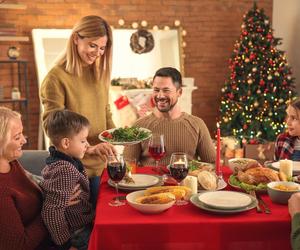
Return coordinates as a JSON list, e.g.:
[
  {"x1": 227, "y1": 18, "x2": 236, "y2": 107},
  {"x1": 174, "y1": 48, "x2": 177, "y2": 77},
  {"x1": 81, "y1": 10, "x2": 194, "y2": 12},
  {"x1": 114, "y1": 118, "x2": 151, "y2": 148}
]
[
  {"x1": 57, "y1": 15, "x2": 112, "y2": 84},
  {"x1": 0, "y1": 107, "x2": 21, "y2": 156}
]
